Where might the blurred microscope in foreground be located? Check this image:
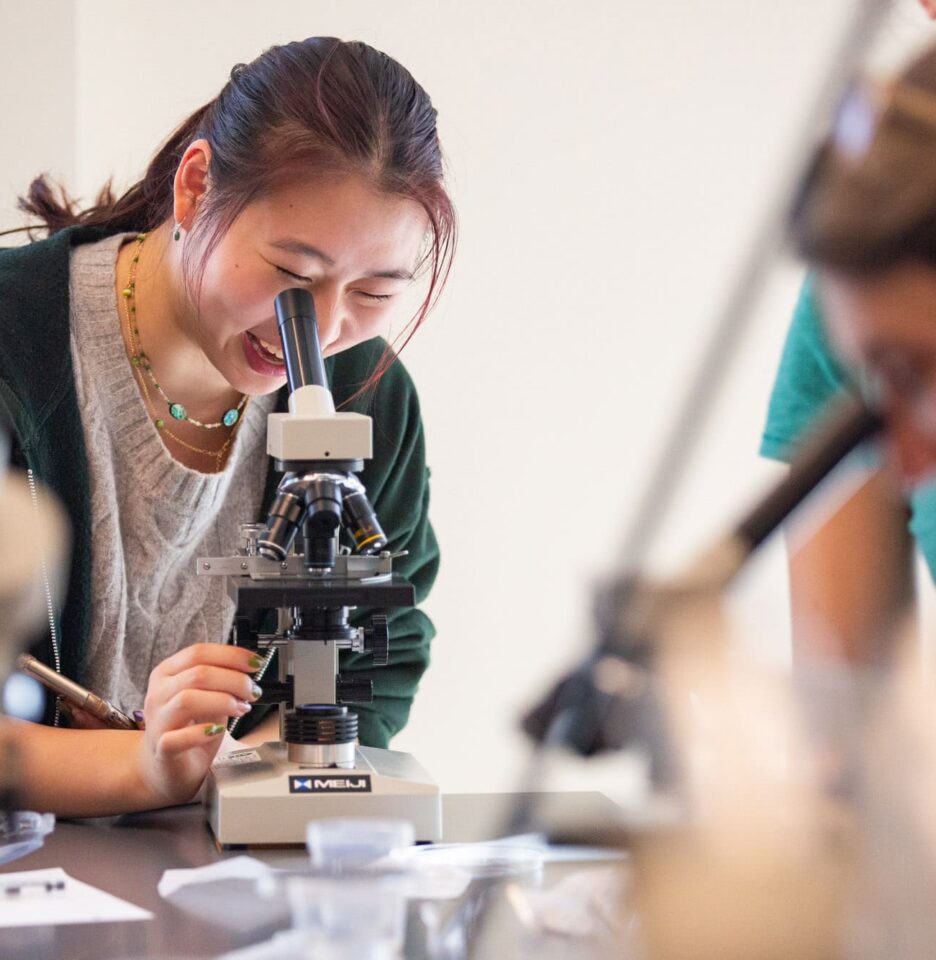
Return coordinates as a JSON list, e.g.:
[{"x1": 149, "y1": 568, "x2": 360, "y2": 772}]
[
  {"x1": 0, "y1": 430, "x2": 68, "y2": 859},
  {"x1": 516, "y1": 397, "x2": 886, "y2": 960},
  {"x1": 200, "y1": 288, "x2": 440, "y2": 847},
  {"x1": 510, "y1": 4, "x2": 936, "y2": 958}
]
